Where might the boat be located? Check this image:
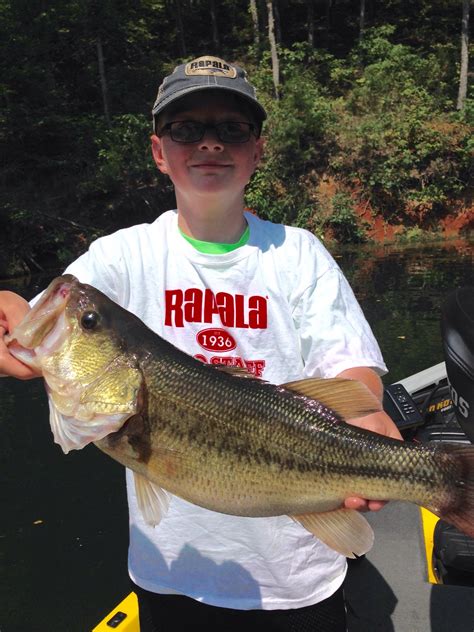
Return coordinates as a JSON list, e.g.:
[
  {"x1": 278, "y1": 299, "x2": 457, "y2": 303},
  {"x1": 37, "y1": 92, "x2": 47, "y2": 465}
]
[
  {"x1": 93, "y1": 592, "x2": 139, "y2": 632},
  {"x1": 93, "y1": 287, "x2": 474, "y2": 631}
]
